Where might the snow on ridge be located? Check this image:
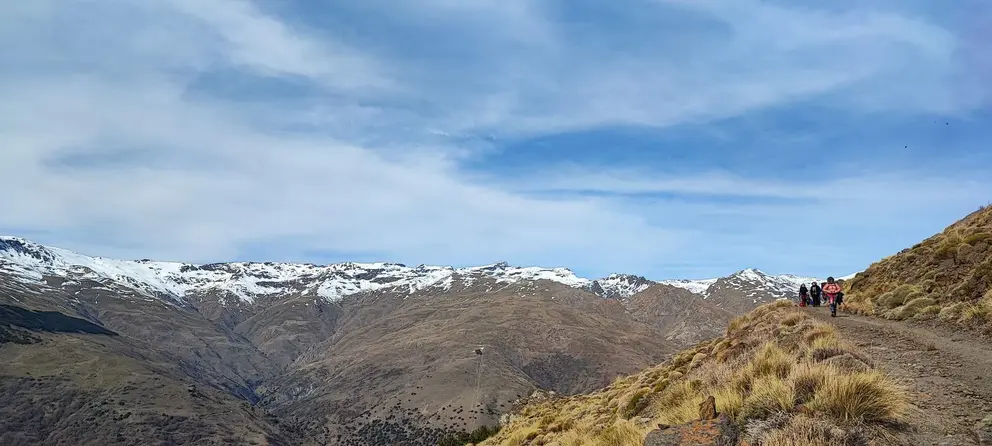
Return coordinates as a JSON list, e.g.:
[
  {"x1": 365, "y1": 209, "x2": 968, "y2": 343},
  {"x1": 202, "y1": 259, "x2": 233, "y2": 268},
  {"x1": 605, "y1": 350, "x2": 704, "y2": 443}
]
[
  {"x1": 0, "y1": 237, "x2": 600, "y2": 304},
  {"x1": 659, "y1": 278, "x2": 718, "y2": 295},
  {"x1": 1, "y1": 236, "x2": 843, "y2": 305},
  {"x1": 591, "y1": 274, "x2": 654, "y2": 299}
]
